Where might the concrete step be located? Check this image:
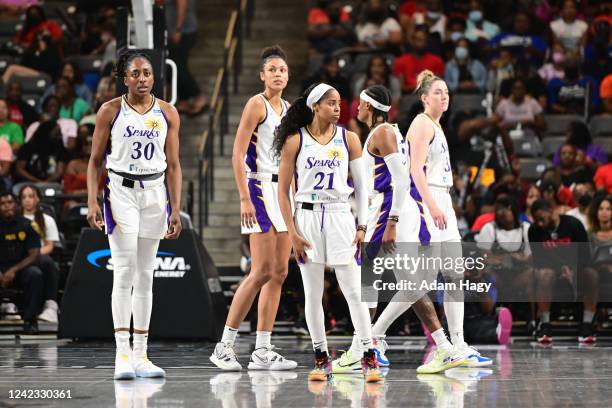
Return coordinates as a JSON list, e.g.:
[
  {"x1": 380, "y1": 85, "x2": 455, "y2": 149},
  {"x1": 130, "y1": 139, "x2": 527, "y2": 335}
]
[
  {"x1": 203, "y1": 225, "x2": 241, "y2": 239},
  {"x1": 209, "y1": 201, "x2": 240, "y2": 214},
  {"x1": 204, "y1": 238, "x2": 243, "y2": 253},
  {"x1": 208, "y1": 213, "x2": 241, "y2": 227}
]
